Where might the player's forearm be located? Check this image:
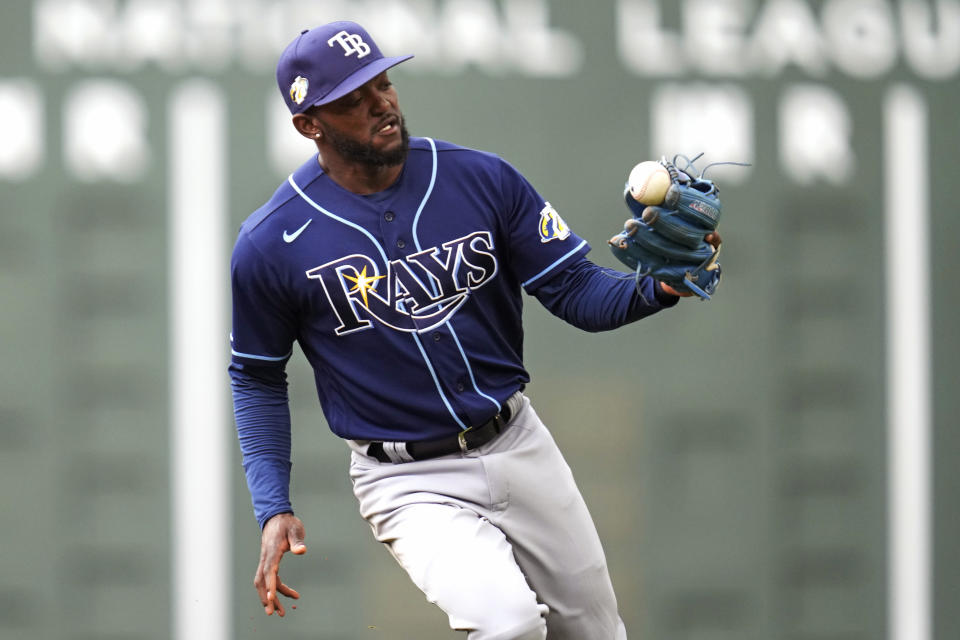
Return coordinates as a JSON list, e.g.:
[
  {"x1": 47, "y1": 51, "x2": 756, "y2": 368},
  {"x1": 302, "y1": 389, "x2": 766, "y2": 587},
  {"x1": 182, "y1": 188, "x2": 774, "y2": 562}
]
[
  {"x1": 230, "y1": 365, "x2": 295, "y2": 529},
  {"x1": 532, "y1": 257, "x2": 675, "y2": 331}
]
